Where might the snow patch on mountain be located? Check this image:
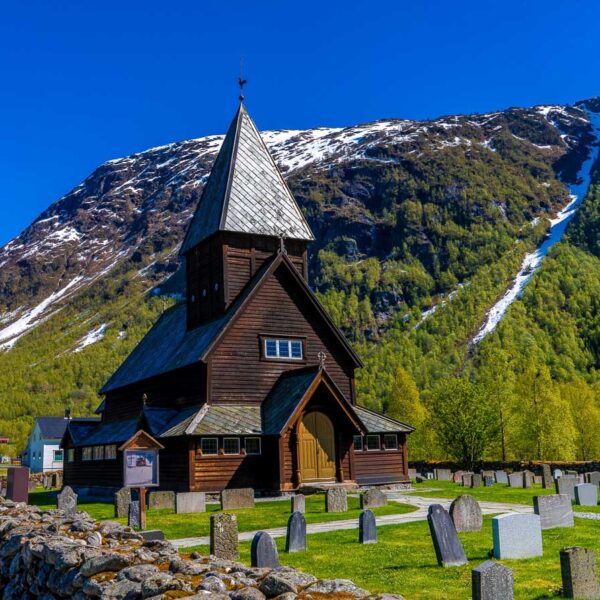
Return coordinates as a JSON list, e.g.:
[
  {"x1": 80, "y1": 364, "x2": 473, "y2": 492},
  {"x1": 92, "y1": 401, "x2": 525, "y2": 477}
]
[{"x1": 73, "y1": 323, "x2": 108, "y2": 352}]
